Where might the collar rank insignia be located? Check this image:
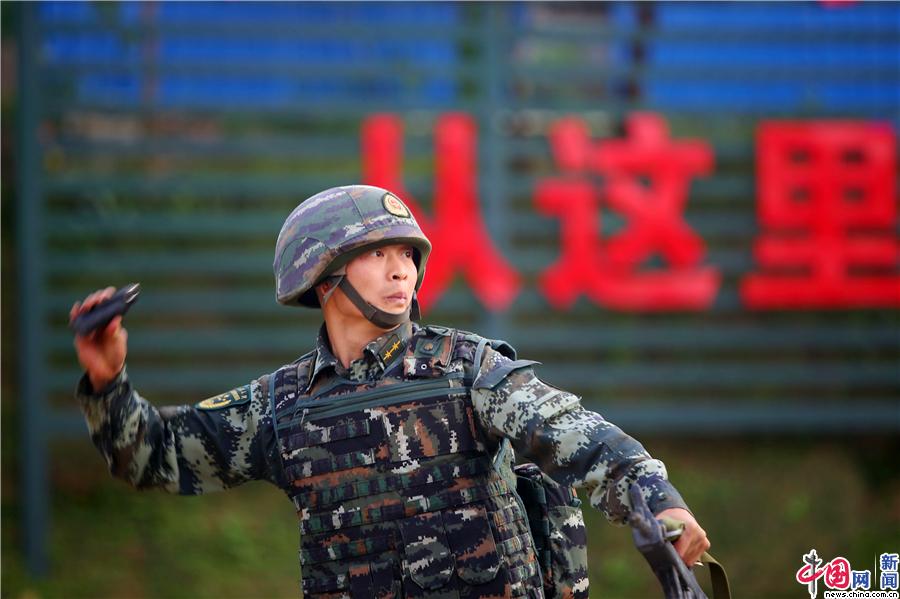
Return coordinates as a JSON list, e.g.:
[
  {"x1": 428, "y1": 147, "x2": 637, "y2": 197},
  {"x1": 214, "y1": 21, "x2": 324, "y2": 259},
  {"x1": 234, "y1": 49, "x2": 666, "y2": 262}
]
[
  {"x1": 379, "y1": 334, "x2": 405, "y2": 364},
  {"x1": 196, "y1": 385, "x2": 251, "y2": 410}
]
